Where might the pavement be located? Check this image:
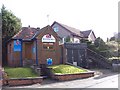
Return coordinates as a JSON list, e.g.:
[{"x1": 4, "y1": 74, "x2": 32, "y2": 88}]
[{"x1": 2, "y1": 69, "x2": 119, "y2": 89}]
